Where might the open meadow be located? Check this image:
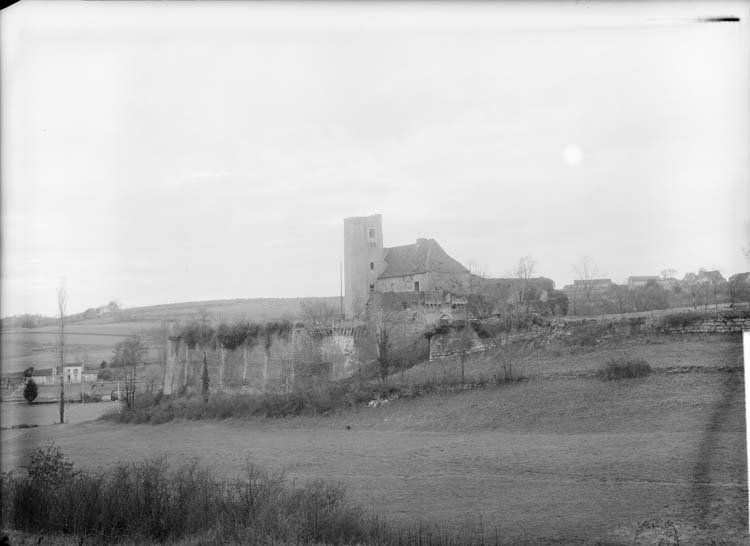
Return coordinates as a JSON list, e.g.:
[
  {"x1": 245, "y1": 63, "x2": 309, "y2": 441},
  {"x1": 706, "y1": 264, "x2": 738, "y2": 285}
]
[
  {"x1": 1, "y1": 334, "x2": 746, "y2": 545},
  {"x1": 0, "y1": 297, "x2": 340, "y2": 374}
]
